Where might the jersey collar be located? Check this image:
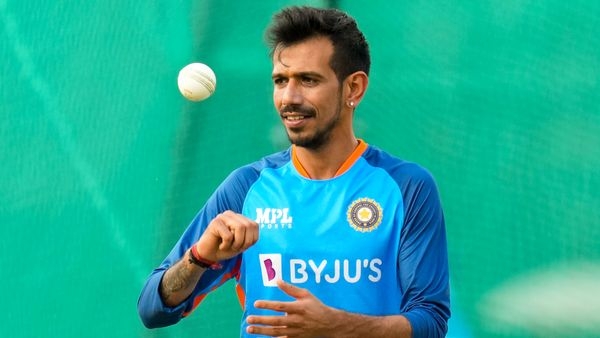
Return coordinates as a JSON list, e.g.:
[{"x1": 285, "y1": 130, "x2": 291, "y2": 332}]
[{"x1": 291, "y1": 139, "x2": 368, "y2": 179}]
